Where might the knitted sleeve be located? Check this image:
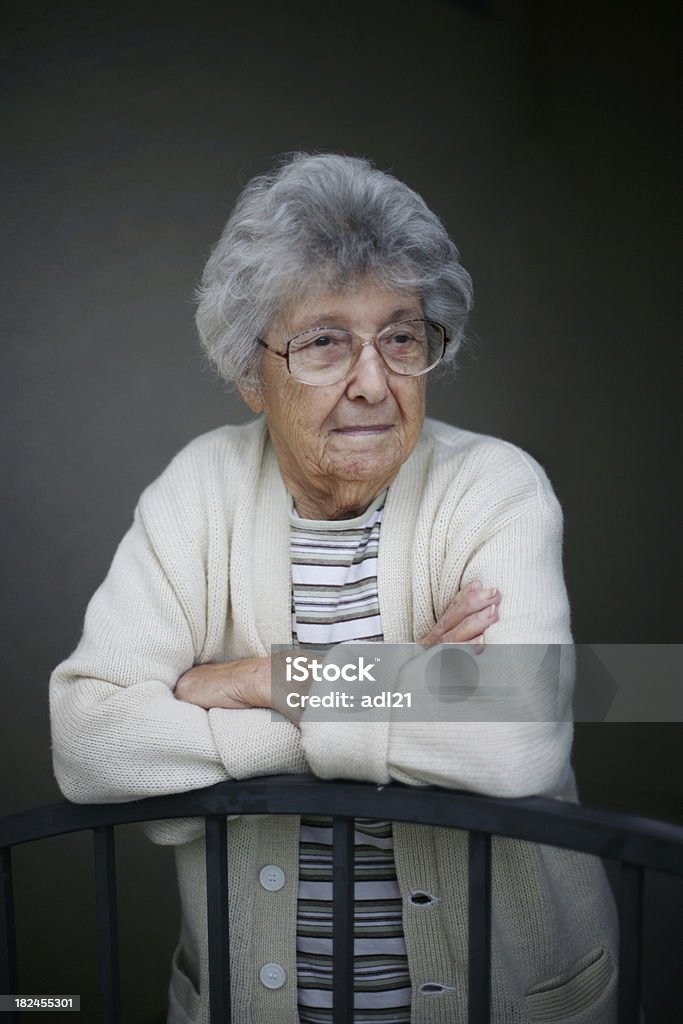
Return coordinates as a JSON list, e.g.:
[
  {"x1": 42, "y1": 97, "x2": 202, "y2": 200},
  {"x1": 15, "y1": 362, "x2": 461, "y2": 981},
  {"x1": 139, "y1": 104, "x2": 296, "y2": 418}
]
[
  {"x1": 50, "y1": 490, "x2": 306, "y2": 809},
  {"x1": 300, "y1": 444, "x2": 574, "y2": 798}
]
